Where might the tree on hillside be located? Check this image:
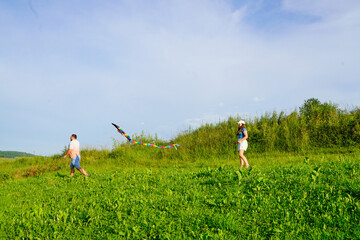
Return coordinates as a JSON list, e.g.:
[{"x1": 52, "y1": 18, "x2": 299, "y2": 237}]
[
  {"x1": 299, "y1": 98, "x2": 321, "y2": 118},
  {"x1": 299, "y1": 98, "x2": 338, "y2": 120},
  {"x1": 299, "y1": 98, "x2": 342, "y2": 147}
]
